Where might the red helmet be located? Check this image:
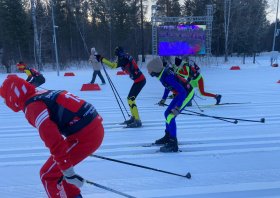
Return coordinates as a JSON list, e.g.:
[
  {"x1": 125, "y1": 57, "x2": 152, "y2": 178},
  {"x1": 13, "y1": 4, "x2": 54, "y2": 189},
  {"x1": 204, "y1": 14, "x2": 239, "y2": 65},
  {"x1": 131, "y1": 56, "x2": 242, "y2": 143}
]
[
  {"x1": 17, "y1": 62, "x2": 26, "y2": 71},
  {"x1": 0, "y1": 76, "x2": 36, "y2": 112}
]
